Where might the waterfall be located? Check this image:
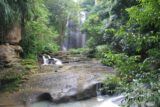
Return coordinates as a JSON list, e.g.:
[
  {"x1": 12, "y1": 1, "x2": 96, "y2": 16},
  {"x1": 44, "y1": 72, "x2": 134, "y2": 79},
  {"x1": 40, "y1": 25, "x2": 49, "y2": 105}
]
[
  {"x1": 80, "y1": 11, "x2": 86, "y2": 48},
  {"x1": 52, "y1": 58, "x2": 63, "y2": 66},
  {"x1": 99, "y1": 95, "x2": 125, "y2": 107},
  {"x1": 62, "y1": 15, "x2": 70, "y2": 51},
  {"x1": 80, "y1": 11, "x2": 86, "y2": 25},
  {"x1": 42, "y1": 55, "x2": 49, "y2": 65},
  {"x1": 62, "y1": 11, "x2": 87, "y2": 51},
  {"x1": 96, "y1": 83, "x2": 104, "y2": 102},
  {"x1": 42, "y1": 55, "x2": 63, "y2": 66},
  {"x1": 95, "y1": 0, "x2": 98, "y2": 5},
  {"x1": 96, "y1": 83, "x2": 125, "y2": 107}
]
